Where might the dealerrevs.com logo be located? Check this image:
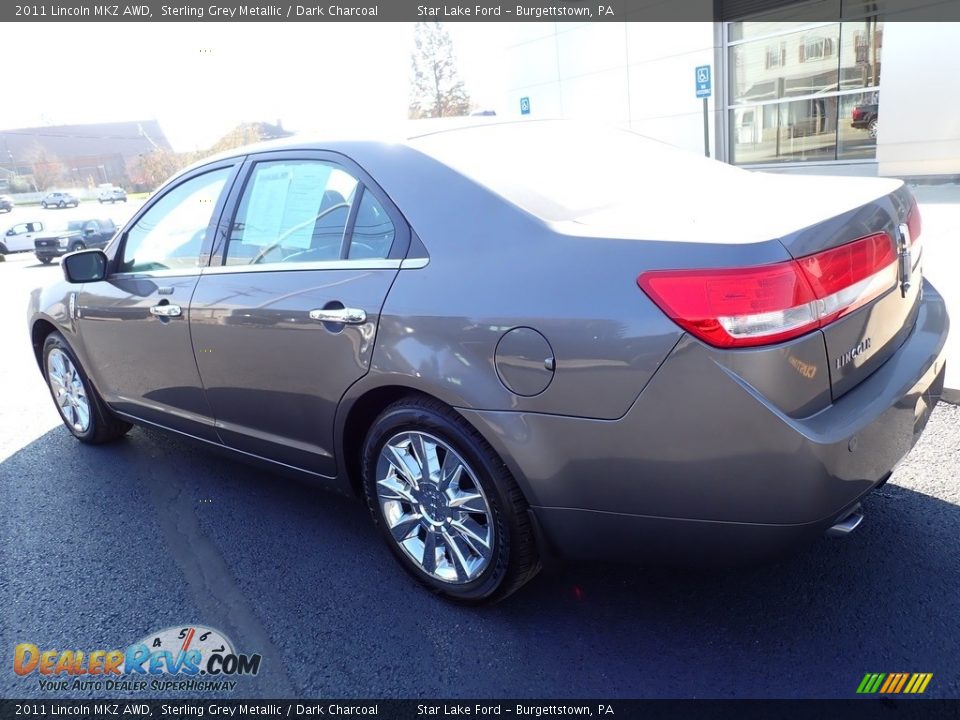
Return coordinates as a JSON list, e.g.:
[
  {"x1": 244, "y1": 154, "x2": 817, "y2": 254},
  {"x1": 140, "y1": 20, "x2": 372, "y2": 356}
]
[{"x1": 13, "y1": 625, "x2": 262, "y2": 693}]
